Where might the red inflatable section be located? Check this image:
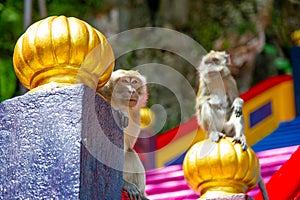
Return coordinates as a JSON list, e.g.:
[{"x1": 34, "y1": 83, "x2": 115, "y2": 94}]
[
  {"x1": 122, "y1": 190, "x2": 130, "y2": 200},
  {"x1": 255, "y1": 146, "x2": 300, "y2": 200},
  {"x1": 239, "y1": 74, "x2": 292, "y2": 102}
]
